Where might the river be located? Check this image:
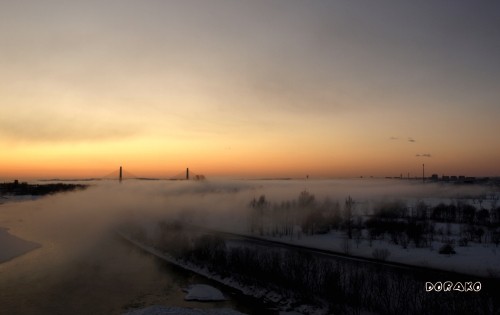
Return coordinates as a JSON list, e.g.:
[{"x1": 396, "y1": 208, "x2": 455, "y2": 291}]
[{"x1": 0, "y1": 190, "x2": 272, "y2": 315}]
